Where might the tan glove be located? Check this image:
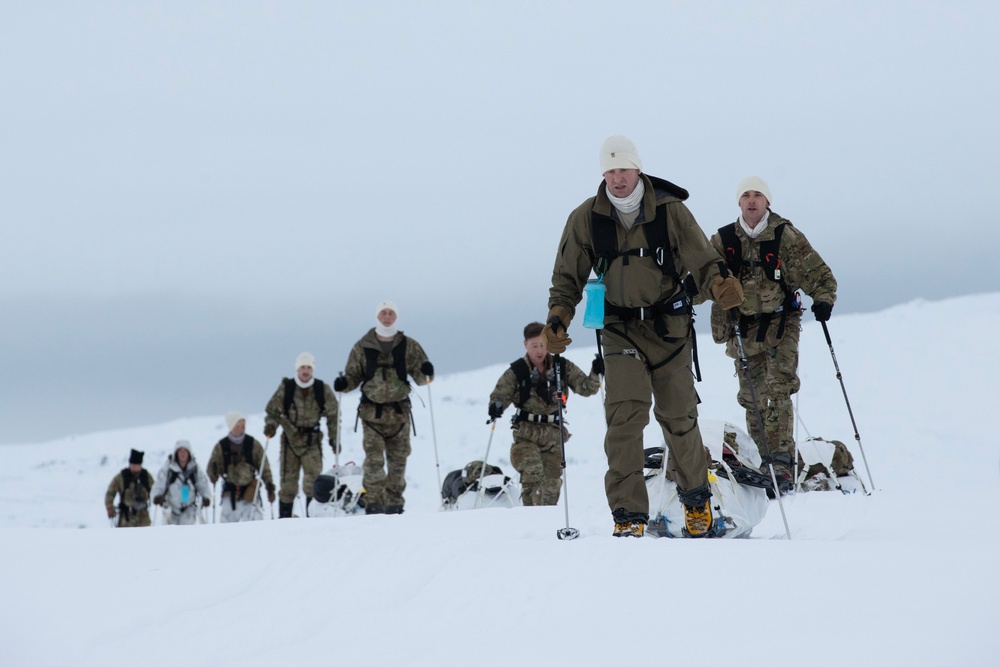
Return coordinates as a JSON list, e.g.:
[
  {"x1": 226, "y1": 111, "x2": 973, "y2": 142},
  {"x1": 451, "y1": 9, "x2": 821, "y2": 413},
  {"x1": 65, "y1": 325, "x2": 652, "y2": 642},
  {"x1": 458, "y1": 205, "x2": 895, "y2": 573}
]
[
  {"x1": 267, "y1": 484, "x2": 276, "y2": 504},
  {"x1": 711, "y1": 276, "x2": 744, "y2": 310},
  {"x1": 540, "y1": 306, "x2": 572, "y2": 354}
]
